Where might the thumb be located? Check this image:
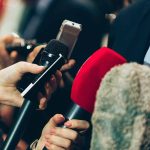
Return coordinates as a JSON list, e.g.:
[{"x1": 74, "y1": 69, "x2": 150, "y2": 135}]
[
  {"x1": 48, "y1": 114, "x2": 65, "y2": 128},
  {"x1": 14, "y1": 61, "x2": 45, "y2": 75}
]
